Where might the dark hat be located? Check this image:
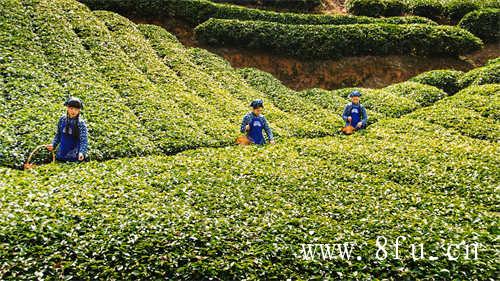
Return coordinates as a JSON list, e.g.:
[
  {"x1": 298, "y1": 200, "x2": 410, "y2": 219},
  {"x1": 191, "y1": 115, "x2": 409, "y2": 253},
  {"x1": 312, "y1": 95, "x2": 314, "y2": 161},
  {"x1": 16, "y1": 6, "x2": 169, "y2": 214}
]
[
  {"x1": 64, "y1": 97, "x2": 84, "y2": 109},
  {"x1": 348, "y1": 91, "x2": 362, "y2": 98},
  {"x1": 250, "y1": 99, "x2": 264, "y2": 109}
]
